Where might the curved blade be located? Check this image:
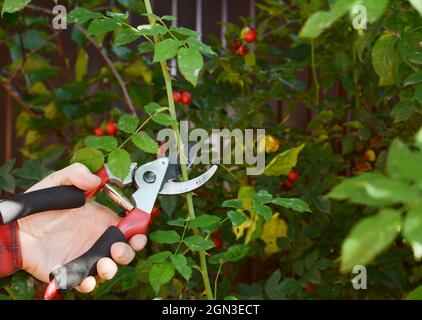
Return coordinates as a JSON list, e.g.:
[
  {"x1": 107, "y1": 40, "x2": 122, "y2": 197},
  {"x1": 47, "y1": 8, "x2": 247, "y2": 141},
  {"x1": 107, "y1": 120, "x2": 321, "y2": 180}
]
[{"x1": 159, "y1": 165, "x2": 218, "y2": 195}]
